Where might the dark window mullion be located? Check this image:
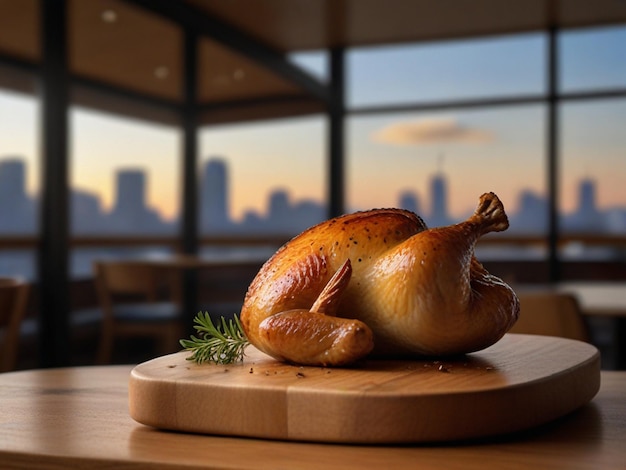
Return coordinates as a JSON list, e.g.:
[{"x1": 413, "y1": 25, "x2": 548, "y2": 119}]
[{"x1": 38, "y1": 0, "x2": 70, "y2": 367}]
